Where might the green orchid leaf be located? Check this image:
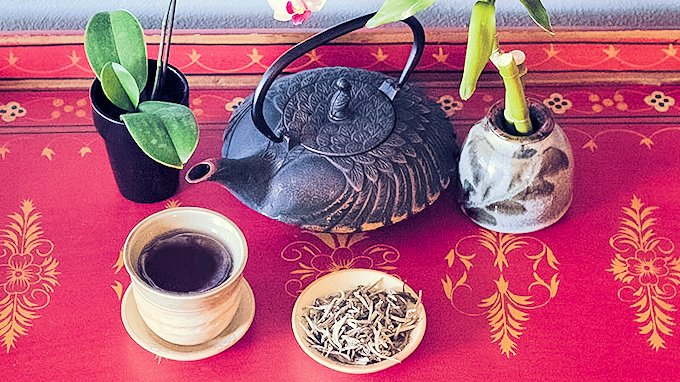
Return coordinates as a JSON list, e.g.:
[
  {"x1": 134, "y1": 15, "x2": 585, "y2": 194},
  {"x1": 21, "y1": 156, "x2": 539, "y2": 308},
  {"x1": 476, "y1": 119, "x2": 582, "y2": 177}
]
[
  {"x1": 100, "y1": 62, "x2": 139, "y2": 111},
  {"x1": 365, "y1": 0, "x2": 436, "y2": 28},
  {"x1": 122, "y1": 113, "x2": 182, "y2": 168},
  {"x1": 138, "y1": 101, "x2": 199, "y2": 164},
  {"x1": 121, "y1": 102, "x2": 198, "y2": 169},
  {"x1": 460, "y1": 1, "x2": 496, "y2": 100},
  {"x1": 85, "y1": 10, "x2": 148, "y2": 91},
  {"x1": 518, "y1": 0, "x2": 553, "y2": 34}
]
